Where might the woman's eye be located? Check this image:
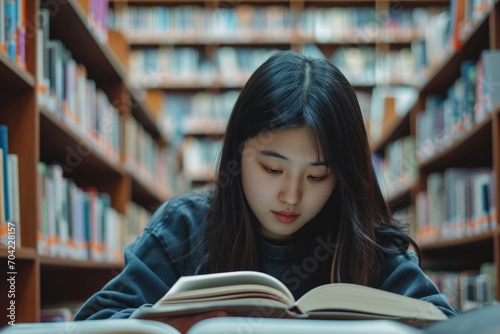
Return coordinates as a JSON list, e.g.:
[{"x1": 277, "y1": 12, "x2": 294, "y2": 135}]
[
  {"x1": 267, "y1": 168, "x2": 282, "y2": 174},
  {"x1": 261, "y1": 165, "x2": 282, "y2": 175},
  {"x1": 308, "y1": 175, "x2": 327, "y2": 182}
]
